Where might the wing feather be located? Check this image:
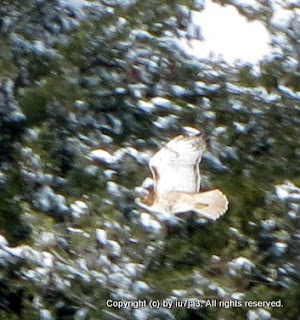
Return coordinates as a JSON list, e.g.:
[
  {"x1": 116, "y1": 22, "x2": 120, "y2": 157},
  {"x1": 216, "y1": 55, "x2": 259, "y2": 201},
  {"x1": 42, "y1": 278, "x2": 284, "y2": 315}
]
[{"x1": 149, "y1": 134, "x2": 207, "y2": 194}]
